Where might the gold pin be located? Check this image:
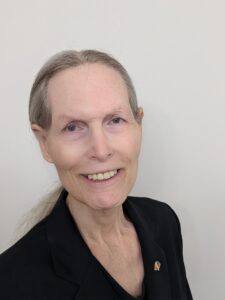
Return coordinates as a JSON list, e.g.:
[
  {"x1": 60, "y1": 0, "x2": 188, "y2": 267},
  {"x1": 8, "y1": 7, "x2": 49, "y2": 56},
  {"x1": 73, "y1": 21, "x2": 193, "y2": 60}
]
[{"x1": 154, "y1": 260, "x2": 161, "y2": 271}]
